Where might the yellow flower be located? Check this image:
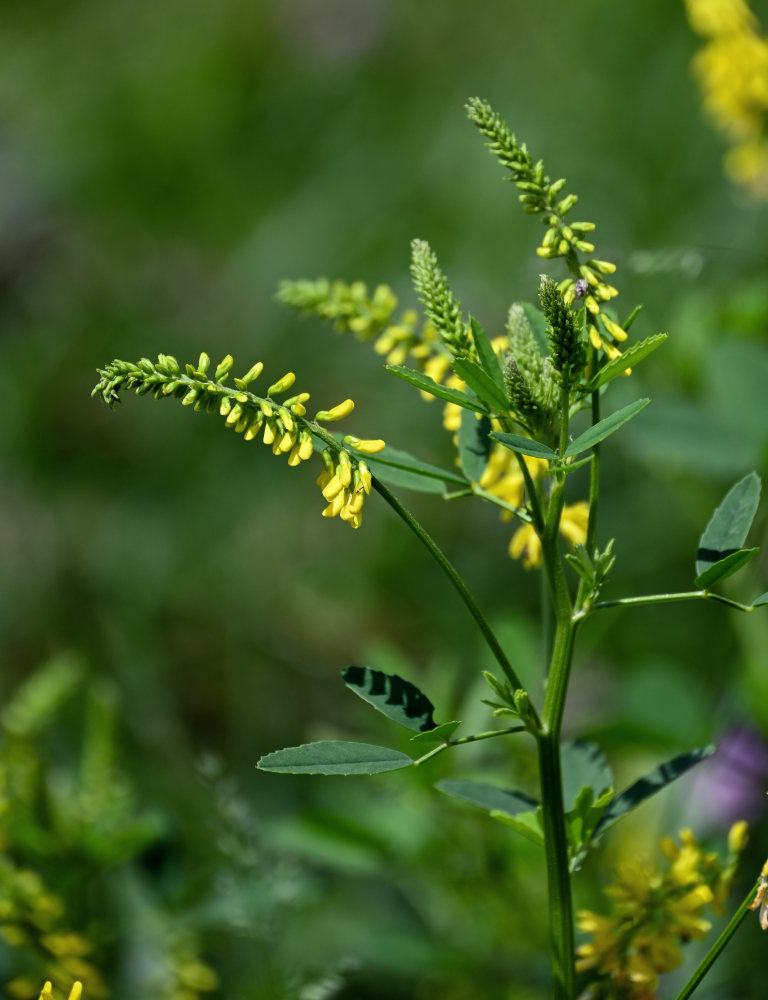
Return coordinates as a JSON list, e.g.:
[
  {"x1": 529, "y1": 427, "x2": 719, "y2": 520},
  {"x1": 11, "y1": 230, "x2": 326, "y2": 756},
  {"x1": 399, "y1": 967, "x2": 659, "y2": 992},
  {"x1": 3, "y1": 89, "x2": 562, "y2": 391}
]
[
  {"x1": 687, "y1": 0, "x2": 768, "y2": 198},
  {"x1": 38, "y1": 984, "x2": 82, "y2": 1000},
  {"x1": 508, "y1": 501, "x2": 589, "y2": 570},
  {"x1": 316, "y1": 450, "x2": 373, "y2": 529},
  {"x1": 686, "y1": 0, "x2": 755, "y2": 36},
  {"x1": 578, "y1": 828, "x2": 743, "y2": 1000}
]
